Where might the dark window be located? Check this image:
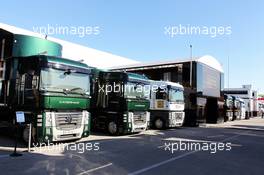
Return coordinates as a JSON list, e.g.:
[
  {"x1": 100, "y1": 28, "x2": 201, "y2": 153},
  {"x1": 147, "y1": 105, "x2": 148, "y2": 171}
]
[
  {"x1": 224, "y1": 91, "x2": 248, "y2": 95},
  {"x1": 156, "y1": 87, "x2": 167, "y2": 100},
  {"x1": 196, "y1": 63, "x2": 221, "y2": 97}
]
